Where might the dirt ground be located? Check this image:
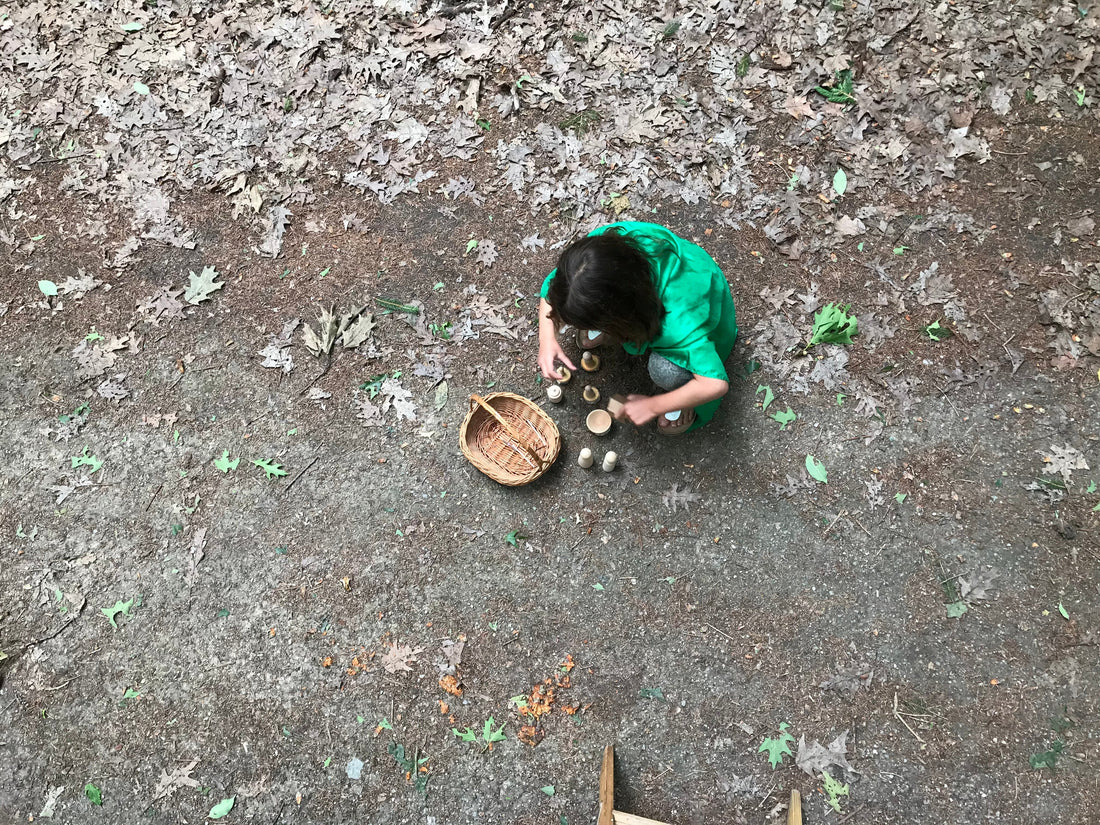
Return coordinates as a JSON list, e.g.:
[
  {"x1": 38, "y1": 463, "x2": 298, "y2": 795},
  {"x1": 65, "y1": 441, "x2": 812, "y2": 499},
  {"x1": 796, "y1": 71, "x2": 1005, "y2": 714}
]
[{"x1": 2, "y1": 2, "x2": 1100, "y2": 824}]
